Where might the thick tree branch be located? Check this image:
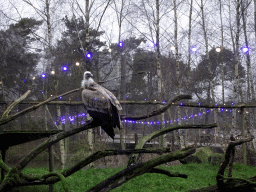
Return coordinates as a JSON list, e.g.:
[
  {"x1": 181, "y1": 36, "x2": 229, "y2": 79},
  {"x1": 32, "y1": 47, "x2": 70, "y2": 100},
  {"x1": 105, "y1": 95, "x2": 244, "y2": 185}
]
[
  {"x1": 122, "y1": 94, "x2": 192, "y2": 120},
  {"x1": 0, "y1": 88, "x2": 82, "y2": 127},
  {"x1": 216, "y1": 135, "x2": 254, "y2": 189},
  {"x1": 86, "y1": 146, "x2": 196, "y2": 192},
  {"x1": 127, "y1": 123, "x2": 217, "y2": 167},
  {"x1": 148, "y1": 168, "x2": 188, "y2": 178}
]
